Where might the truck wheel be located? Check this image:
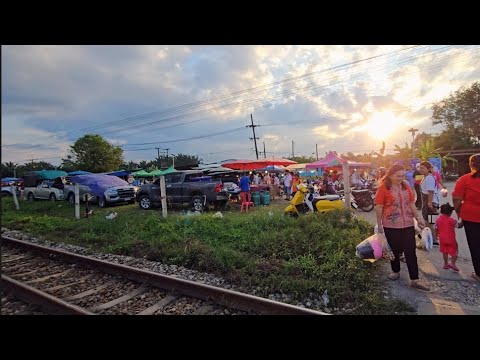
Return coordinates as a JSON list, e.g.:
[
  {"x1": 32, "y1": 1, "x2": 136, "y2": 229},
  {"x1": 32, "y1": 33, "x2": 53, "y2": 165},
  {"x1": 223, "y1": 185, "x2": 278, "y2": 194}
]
[
  {"x1": 138, "y1": 195, "x2": 151, "y2": 210},
  {"x1": 214, "y1": 201, "x2": 227, "y2": 210},
  {"x1": 191, "y1": 195, "x2": 204, "y2": 212},
  {"x1": 98, "y1": 196, "x2": 107, "y2": 208},
  {"x1": 68, "y1": 193, "x2": 75, "y2": 204},
  {"x1": 28, "y1": 193, "x2": 35, "y2": 201},
  {"x1": 49, "y1": 193, "x2": 56, "y2": 201},
  {"x1": 1, "y1": 191, "x2": 10, "y2": 197}
]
